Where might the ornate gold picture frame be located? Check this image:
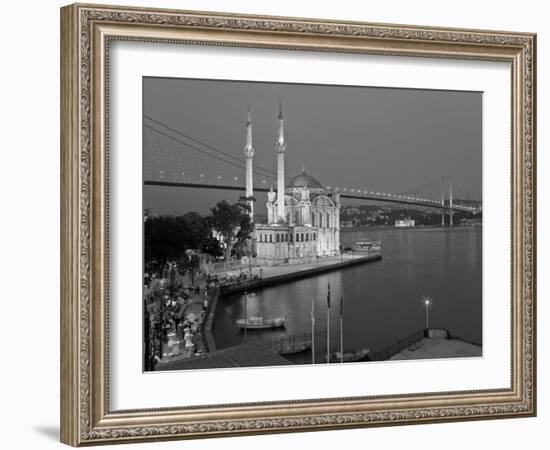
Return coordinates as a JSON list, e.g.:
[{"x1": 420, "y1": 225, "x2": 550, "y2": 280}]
[{"x1": 60, "y1": 3, "x2": 536, "y2": 446}]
